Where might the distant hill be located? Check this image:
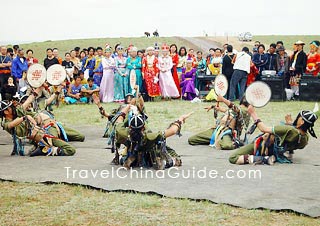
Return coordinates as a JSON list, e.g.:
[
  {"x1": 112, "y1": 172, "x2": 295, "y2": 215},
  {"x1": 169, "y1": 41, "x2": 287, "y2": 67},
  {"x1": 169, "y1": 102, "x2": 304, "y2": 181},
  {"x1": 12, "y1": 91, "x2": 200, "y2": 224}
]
[
  {"x1": 5, "y1": 35, "x2": 320, "y2": 62},
  {"x1": 7, "y1": 37, "x2": 191, "y2": 63}
]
